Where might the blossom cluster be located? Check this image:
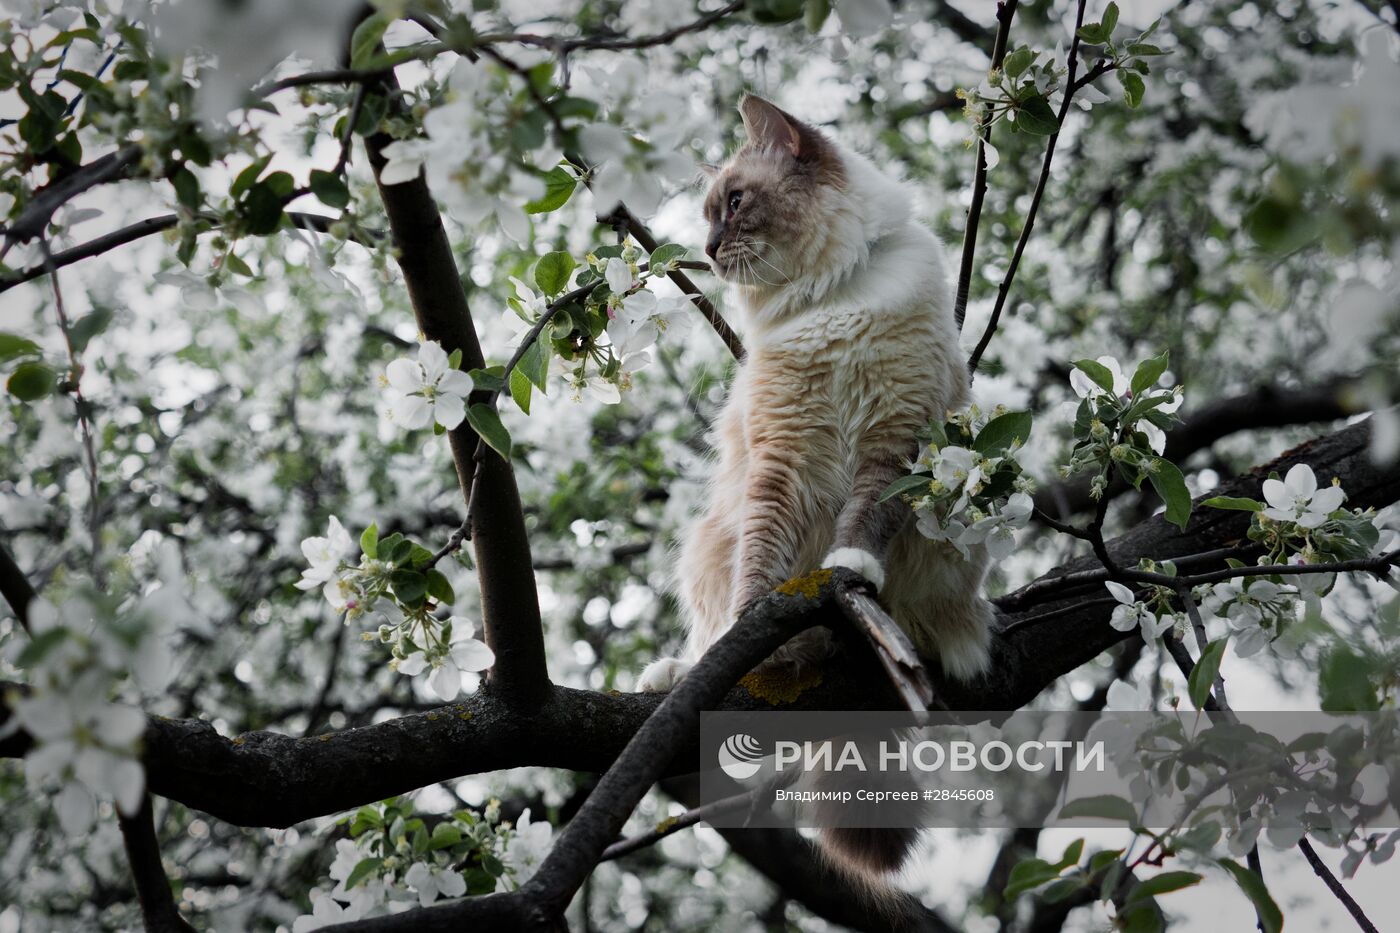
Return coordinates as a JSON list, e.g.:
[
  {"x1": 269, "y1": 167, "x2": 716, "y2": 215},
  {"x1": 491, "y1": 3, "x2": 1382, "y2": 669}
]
[
  {"x1": 885, "y1": 406, "x2": 1036, "y2": 560},
  {"x1": 296, "y1": 516, "x2": 494, "y2": 700},
  {"x1": 1100, "y1": 465, "x2": 1391, "y2": 659},
  {"x1": 1062, "y1": 351, "x2": 1191, "y2": 528},
  {"x1": 959, "y1": 4, "x2": 1165, "y2": 168},
  {"x1": 291, "y1": 796, "x2": 554, "y2": 930},
  {"x1": 2, "y1": 582, "x2": 182, "y2": 836},
  {"x1": 502, "y1": 240, "x2": 693, "y2": 406}
]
